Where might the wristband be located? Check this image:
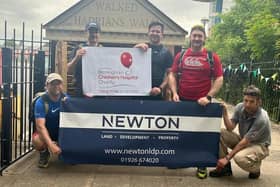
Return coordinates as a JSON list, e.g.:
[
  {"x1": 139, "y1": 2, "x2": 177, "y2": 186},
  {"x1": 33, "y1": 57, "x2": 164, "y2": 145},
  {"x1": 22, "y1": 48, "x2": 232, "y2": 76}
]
[{"x1": 206, "y1": 95, "x2": 212, "y2": 102}]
